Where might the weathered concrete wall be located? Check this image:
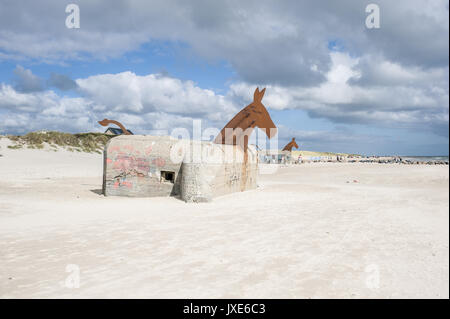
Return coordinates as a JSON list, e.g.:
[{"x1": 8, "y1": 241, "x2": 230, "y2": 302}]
[
  {"x1": 103, "y1": 135, "x2": 258, "y2": 201},
  {"x1": 103, "y1": 135, "x2": 182, "y2": 197},
  {"x1": 181, "y1": 143, "x2": 258, "y2": 202}
]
